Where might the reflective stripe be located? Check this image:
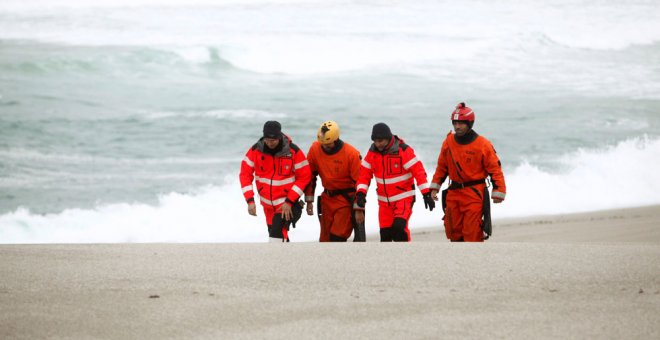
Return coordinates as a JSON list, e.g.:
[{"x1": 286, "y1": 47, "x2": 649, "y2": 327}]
[
  {"x1": 255, "y1": 176, "x2": 295, "y2": 186},
  {"x1": 241, "y1": 185, "x2": 253, "y2": 193},
  {"x1": 243, "y1": 156, "x2": 254, "y2": 168},
  {"x1": 377, "y1": 190, "x2": 415, "y2": 202},
  {"x1": 305, "y1": 196, "x2": 315, "y2": 202},
  {"x1": 357, "y1": 184, "x2": 369, "y2": 192},
  {"x1": 430, "y1": 183, "x2": 441, "y2": 190},
  {"x1": 418, "y1": 182, "x2": 430, "y2": 190},
  {"x1": 374, "y1": 173, "x2": 411, "y2": 185},
  {"x1": 361, "y1": 160, "x2": 371, "y2": 169},
  {"x1": 492, "y1": 191, "x2": 506, "y2": 199},
  {"x1": 260, "y1": 196, "x2": 287, "y2": 206},
  {"x1": 294, "y1": 160, "x2": 309, "y2": 170},
  {"x1": 291, "y1": 185, "x2": 304, "y2": 197},
  {"x1": 403, "y1": 157, "x2": 419, "y2": 170}
]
